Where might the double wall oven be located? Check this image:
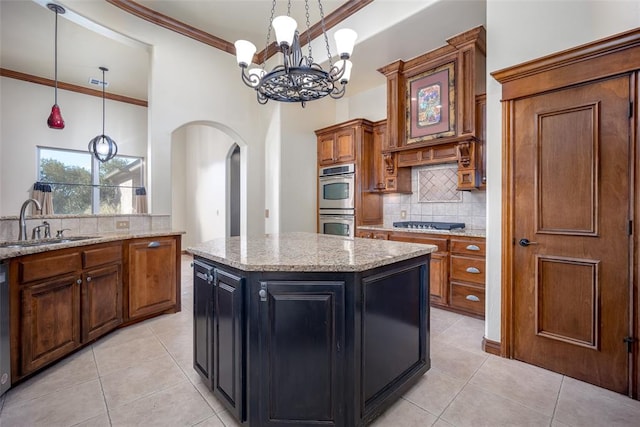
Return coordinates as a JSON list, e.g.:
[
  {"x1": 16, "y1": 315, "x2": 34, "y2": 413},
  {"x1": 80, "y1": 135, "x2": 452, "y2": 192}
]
[{"x1": 318, "y1": 163, "x2": 355, "y2": 238}]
